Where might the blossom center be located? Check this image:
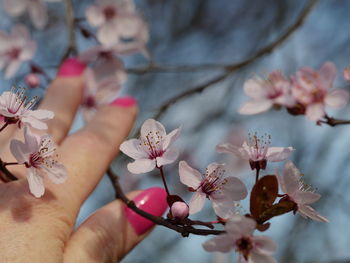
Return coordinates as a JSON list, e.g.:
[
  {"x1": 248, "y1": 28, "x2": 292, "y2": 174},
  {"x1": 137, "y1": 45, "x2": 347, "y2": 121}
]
[
  {"x1": 7, "y1": 47, "x2": 21, "y2": 60},
  {"x1": 84, "y1": 96, "x2": 96, "y2": 108},
  {"x1": 103, "y1": 6, "x2": 117, "y2": 20},
  {"x1": 235, "y1": 236, "x2": 253, "y2": 260},
  {"x1": 200, "y1": 167, "x2": 226, "y2": 196},
  {"x1": 142, "y1": 132, "x2": 164, "y2": 160},
  {"x1": 247, "y1": 133, "x2": 271, "y2": 161}
]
